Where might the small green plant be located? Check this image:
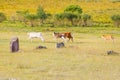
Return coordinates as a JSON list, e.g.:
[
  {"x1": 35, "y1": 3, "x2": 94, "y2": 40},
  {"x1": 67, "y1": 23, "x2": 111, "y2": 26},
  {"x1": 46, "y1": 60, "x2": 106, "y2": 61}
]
[
  {"x1": 82, "y1": 14, "x2": 91, "y2": 26},
  {"x1": 111, "y1": 14, "x2": 120, "y2": 27},
  {"x1": 16, "y1": 10, "x2": 29, "y2": 23},
  {"x1": 54, "y1": 13, "x2": 64, "y2": 26},
  {"x1": 0, "y1": 12, "x2": 6, "y2": 22},
  {"x1": 63, "y1": 12, "x2": 77, "y2": 25},
  {"x1": 25, "y1": 13, "x2": 38, "y2": 27},
  {"x1": 36, "y1": 6, "x2": 47, "y2": 25}
]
